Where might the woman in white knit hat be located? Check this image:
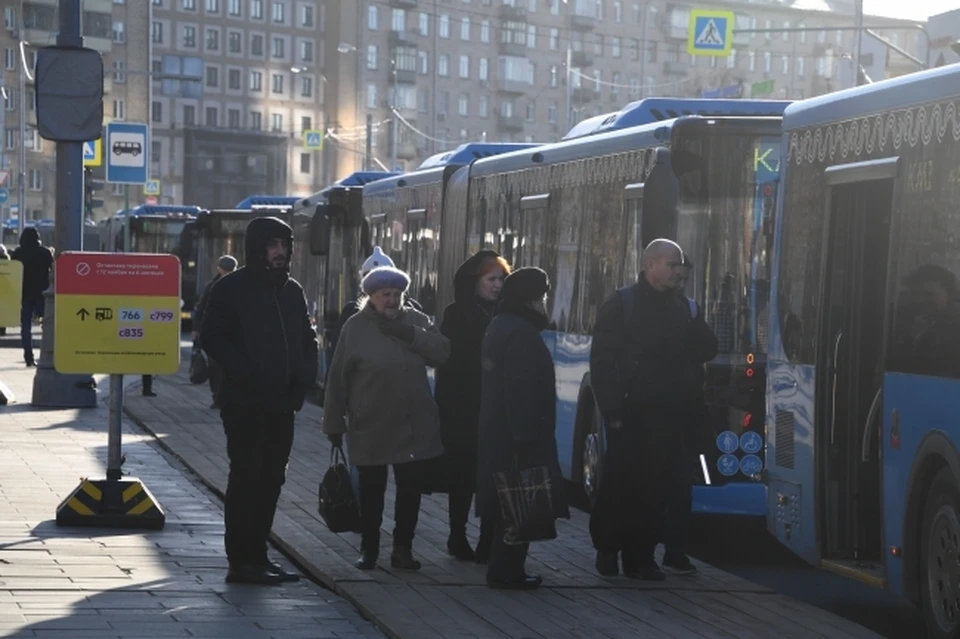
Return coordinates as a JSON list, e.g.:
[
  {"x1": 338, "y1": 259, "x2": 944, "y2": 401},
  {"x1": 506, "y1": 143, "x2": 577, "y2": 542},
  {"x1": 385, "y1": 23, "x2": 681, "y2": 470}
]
[{"x1": 323, "y1": 265, "x2": 450, "y2": 572}]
